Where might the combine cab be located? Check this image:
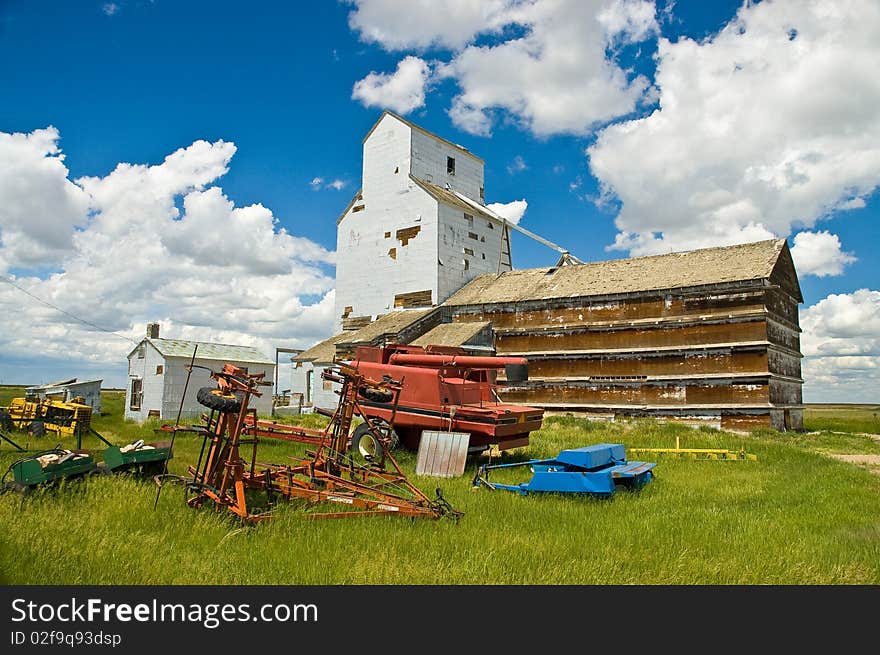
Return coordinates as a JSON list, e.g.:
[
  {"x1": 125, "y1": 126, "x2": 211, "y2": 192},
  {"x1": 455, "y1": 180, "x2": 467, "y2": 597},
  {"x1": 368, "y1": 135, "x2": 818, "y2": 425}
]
[{"x1": 349, "y1": 345, "x2": 544, "y2": 453}]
